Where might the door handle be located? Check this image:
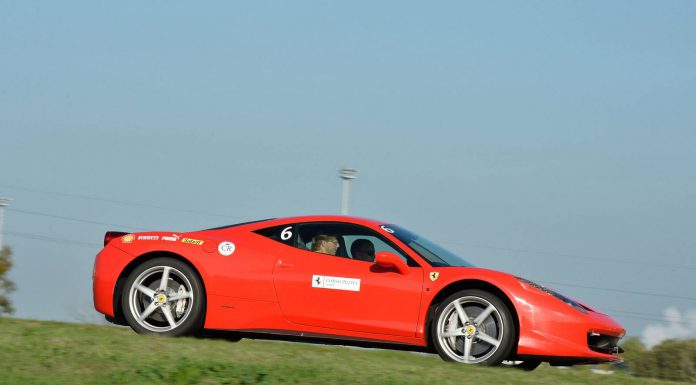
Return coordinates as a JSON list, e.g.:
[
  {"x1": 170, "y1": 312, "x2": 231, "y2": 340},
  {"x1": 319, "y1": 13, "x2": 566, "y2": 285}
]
[{"x1": 278, "y1": 260, "x2": 295, "y2": 268}]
